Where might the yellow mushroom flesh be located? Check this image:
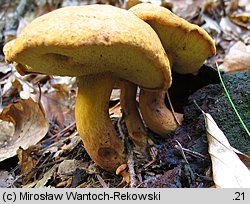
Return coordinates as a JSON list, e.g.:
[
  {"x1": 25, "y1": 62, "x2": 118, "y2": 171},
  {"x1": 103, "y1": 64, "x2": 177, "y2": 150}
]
[
  {"x1": 120, "y1": 81, "x2": 148, "y2": 147},
  {"x1": 76, "y1": 74, "x2": 126, "y2": 172}
]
